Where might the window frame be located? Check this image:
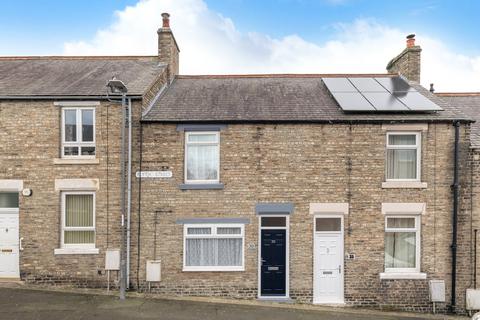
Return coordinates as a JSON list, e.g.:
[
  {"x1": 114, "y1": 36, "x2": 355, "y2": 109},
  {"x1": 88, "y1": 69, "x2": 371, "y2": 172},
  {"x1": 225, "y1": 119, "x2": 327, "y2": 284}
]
[
  {"x1": 61, "y1": 107, "x2": 96, "y2": 159},
  {"x1": 182, "y1": 223, "x2": 244, "y2": 272},
  {"x1": 384, "y1": 215, "x2": 420, "y2": 273},
  {"x1": 60, "y1": 191, "x2": 96, "y2": 249},
  {"x1": 184, "y1": 131, "x2": 220, "y2": 184},
  {"x1": 385, "y1": 131, "x2": 421, "y2": 182}
]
